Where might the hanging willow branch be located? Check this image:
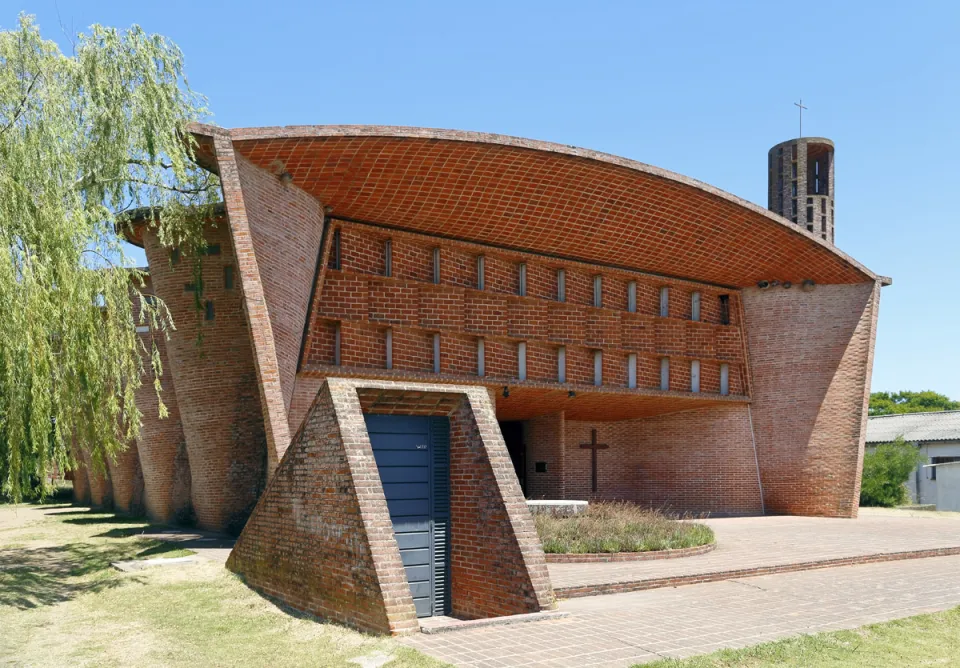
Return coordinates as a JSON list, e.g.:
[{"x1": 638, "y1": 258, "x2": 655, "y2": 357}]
[{"x1": 0, "y1": 15, "x2": 219, "y2": 501}]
